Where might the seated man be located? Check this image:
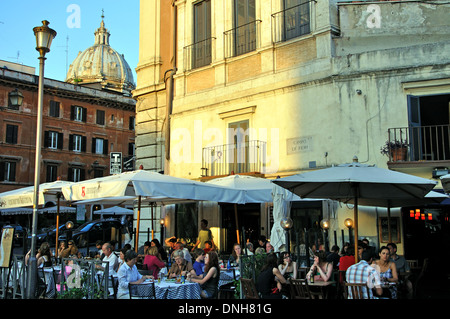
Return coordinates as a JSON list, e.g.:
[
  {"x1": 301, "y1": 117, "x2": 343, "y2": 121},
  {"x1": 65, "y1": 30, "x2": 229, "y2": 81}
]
[
  {"x1": 346, "y1": 250, "x2": 382, "y2": 299},
  {"x1": 97, "y1": 242, "x2": 119, "y2": 274}
]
